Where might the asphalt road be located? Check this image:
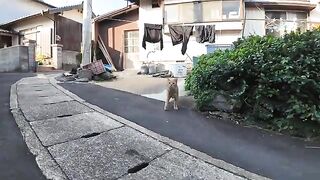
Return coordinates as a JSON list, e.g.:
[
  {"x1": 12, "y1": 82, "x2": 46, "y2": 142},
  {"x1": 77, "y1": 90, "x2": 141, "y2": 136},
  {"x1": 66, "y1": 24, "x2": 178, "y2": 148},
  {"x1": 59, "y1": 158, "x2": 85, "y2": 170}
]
[
  {"x1": 0, "y1": 73, "x2": 45, "y2": 180},
  {"x1": 61, "y1": 82, "x2": 320, "y2": 180}
]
